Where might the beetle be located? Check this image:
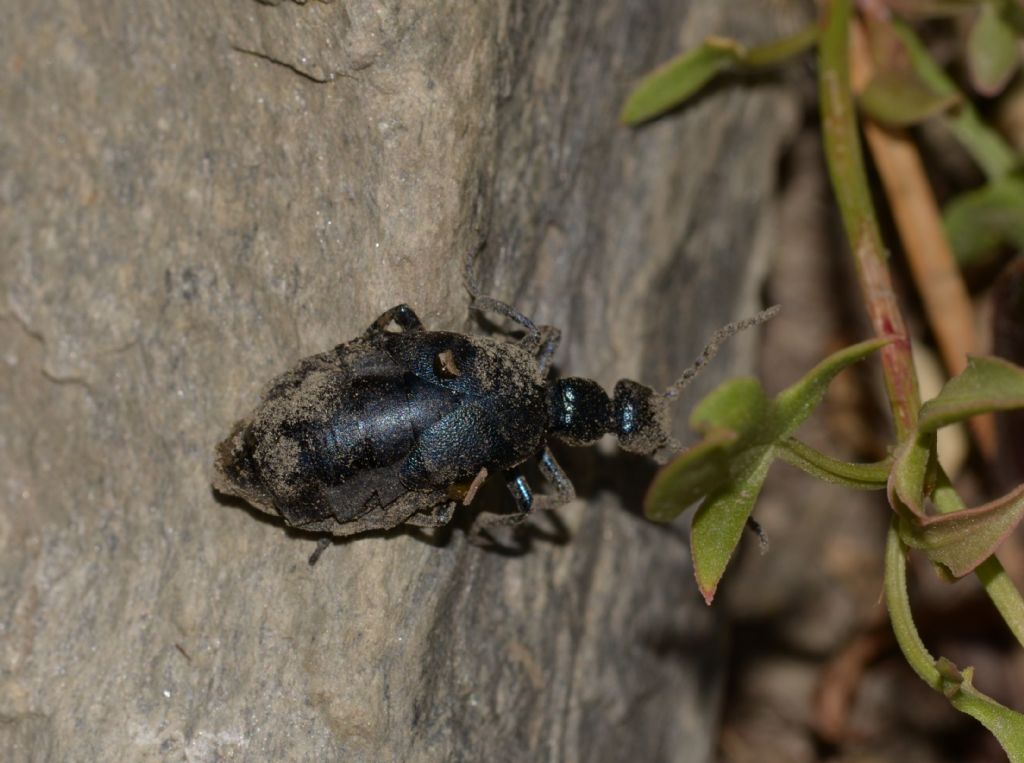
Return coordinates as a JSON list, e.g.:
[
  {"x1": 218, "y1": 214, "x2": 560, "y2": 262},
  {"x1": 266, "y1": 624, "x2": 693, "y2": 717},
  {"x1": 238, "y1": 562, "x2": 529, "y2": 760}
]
[{"x1": 212, "y1": 254, "x2": 776, "y2": 550}]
